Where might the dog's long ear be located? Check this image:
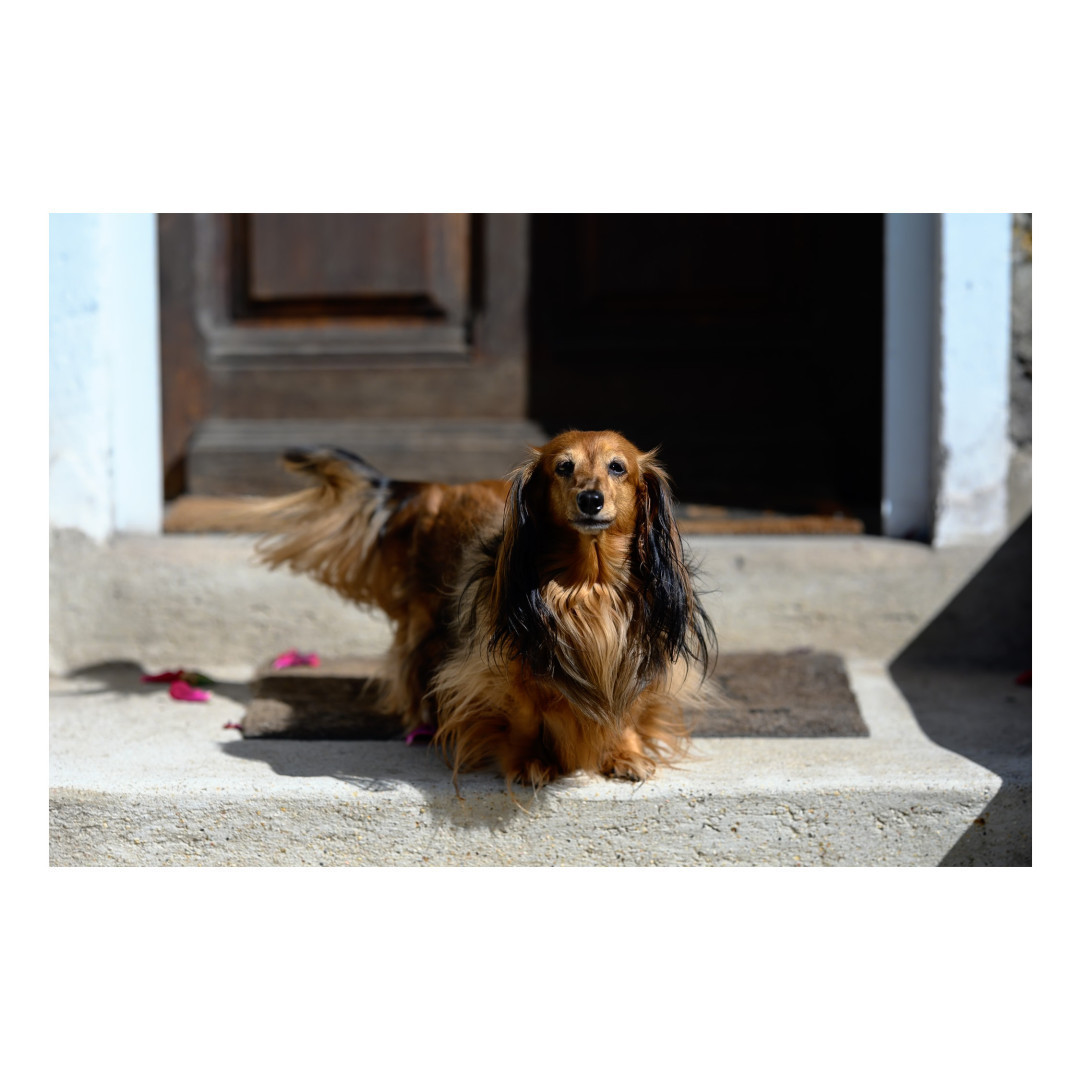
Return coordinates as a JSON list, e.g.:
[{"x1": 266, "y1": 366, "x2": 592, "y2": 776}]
[
  {"x1": 488, "y1": 454, "x2": 555, "y2": 670},
  {"x1": 634, "y1": 452, "x2": 715, "y2": 669}
]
